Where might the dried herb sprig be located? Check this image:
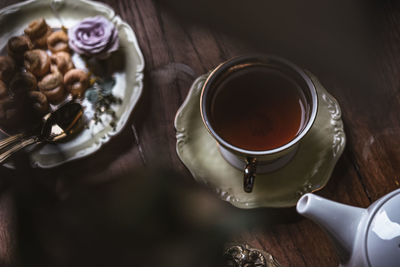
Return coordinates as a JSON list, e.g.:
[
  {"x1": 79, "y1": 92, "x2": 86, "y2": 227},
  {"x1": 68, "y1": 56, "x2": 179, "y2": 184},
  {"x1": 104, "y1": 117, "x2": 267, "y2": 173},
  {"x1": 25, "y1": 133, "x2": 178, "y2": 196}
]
[{"x1": 85, "y1": 76, "x2": 122, "y2": 129}]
